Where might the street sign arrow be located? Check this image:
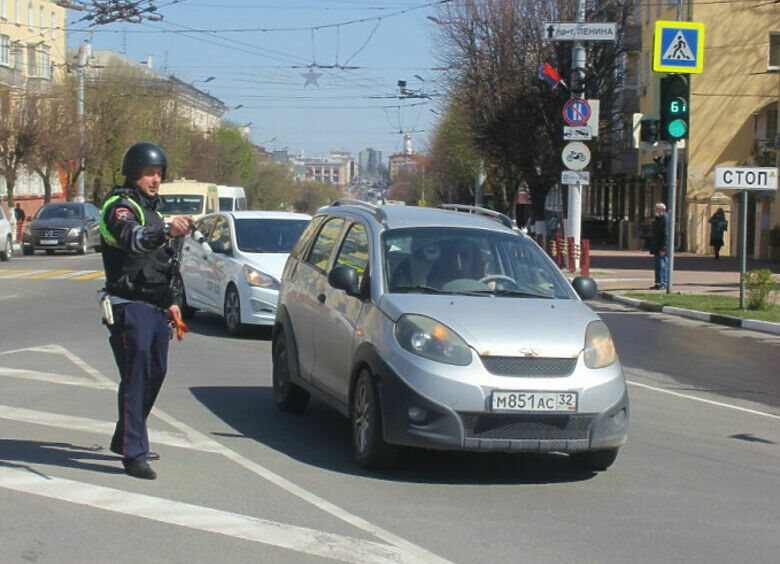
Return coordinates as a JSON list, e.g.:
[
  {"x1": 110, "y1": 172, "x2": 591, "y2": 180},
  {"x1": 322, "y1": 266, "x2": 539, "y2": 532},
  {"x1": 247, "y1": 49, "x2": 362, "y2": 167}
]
[{"x1": 543, "y1": 22, "x2": 616, "y2": 42}]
